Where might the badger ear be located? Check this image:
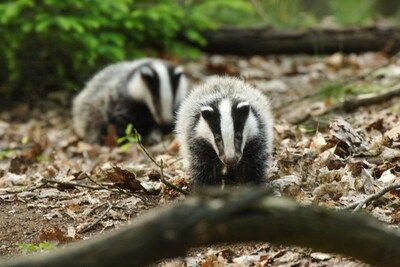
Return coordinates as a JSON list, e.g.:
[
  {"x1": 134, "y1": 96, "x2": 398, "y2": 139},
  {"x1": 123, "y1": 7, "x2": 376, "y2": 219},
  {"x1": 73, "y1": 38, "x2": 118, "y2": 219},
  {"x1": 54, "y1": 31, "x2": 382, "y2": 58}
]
[
  {"x1": 236, "y1": 101, "x2": 250, "y2": 115},
  {"x1": 200, "y1": 106, "x2": 214, "y2": 121},
  {"x1": 140, "y1": 66, "x2": 154, "y2": 80},
  {"x1": 174, "y1": 66, "x2": 184, "y2": 76}
]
